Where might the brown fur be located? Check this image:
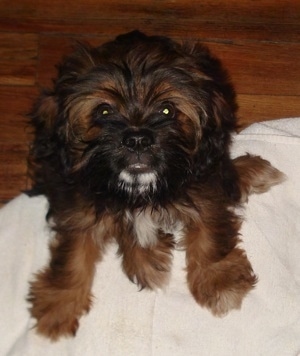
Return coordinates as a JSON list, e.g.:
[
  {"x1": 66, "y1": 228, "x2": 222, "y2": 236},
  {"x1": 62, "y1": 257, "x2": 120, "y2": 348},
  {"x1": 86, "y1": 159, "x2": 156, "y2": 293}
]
[
  {"x1": 234, "y1": 154, "x2": 286, "y2": 202},
  {"x1": 27, "y1": 31, "x2": 285, "y2": 340}
]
